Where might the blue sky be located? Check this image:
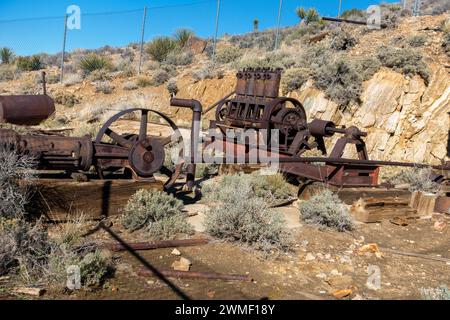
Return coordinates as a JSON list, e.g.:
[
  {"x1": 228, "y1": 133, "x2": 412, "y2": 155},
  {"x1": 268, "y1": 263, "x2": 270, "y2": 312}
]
[{"x1": 0, "y1": 0, "x2": 397, "y2": 55}]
